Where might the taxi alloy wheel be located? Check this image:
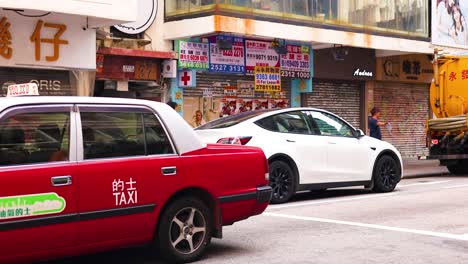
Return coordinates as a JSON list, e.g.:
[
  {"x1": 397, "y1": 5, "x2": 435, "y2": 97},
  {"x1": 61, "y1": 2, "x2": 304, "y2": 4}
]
[
  {"x1": 156, "y1": 197, "x2": 212, "y2": 263},
  {"x1": 170, "y1": 207, "x2": 206, "y2": 255}
]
